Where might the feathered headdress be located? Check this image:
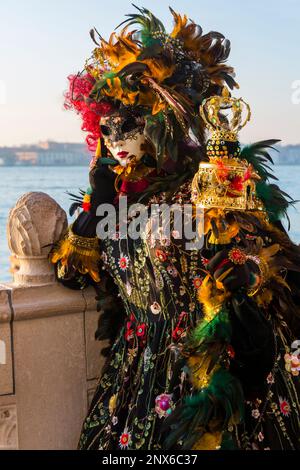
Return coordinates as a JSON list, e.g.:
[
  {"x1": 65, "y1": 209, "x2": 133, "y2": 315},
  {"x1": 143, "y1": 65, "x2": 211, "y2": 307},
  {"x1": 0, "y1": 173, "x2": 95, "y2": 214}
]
[{"x1": 66, "y1": 5, "x2": 238, "y2": 167}]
